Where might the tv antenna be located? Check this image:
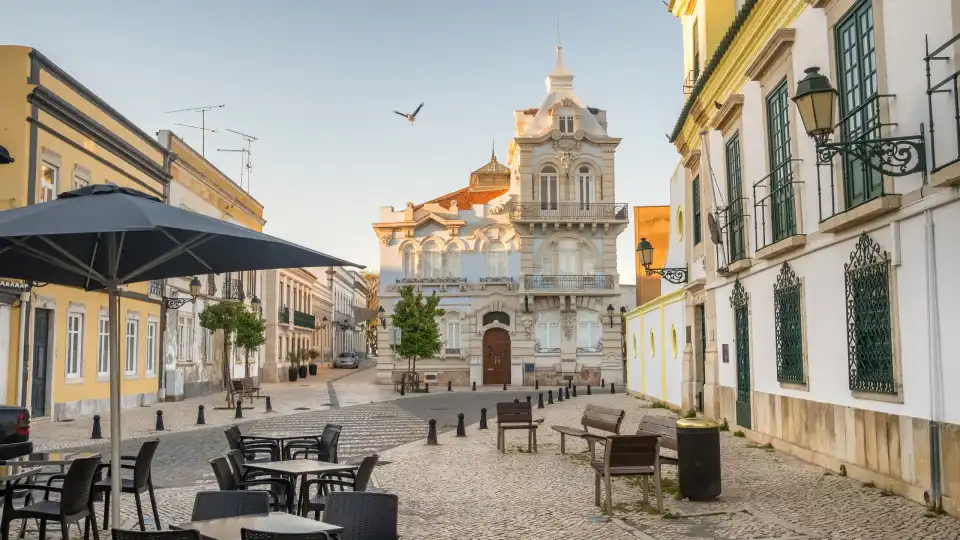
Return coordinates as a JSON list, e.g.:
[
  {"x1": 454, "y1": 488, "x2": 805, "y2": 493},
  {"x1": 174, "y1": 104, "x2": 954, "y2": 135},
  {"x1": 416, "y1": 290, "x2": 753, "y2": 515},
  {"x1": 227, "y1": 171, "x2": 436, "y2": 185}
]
[
  {"x1": 218, "y1": 128, "x2": 258, "y2": 192},
  {"x1": 165, "y1": 104, "x2": 225, "y2": 156}
]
